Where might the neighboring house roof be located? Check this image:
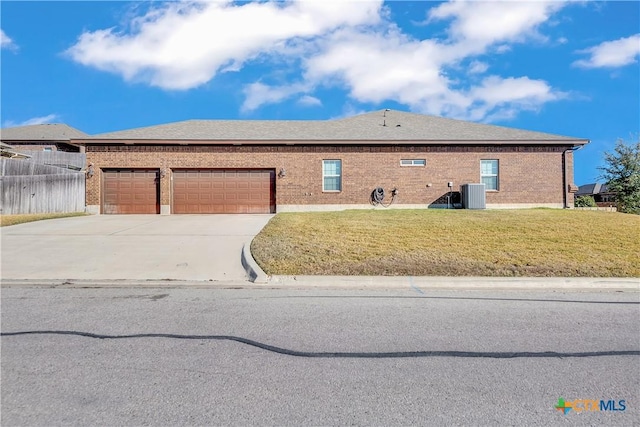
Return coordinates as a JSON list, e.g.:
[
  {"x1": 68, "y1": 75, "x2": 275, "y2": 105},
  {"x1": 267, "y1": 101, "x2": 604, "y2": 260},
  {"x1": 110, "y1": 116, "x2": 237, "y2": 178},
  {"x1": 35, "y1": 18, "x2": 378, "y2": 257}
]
[
  {"x1": 576, "y1": 183, "x2": 613, "y2": 196},
  {"x1": 0, "y1": 123, "x2": 88, "y2": 142},
  {"x1": 82, "y1": 110, "x2": 589, "y2": 144},
  {"x1": 576, "y1": 183, "x2": 601, "y2": 196}
]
